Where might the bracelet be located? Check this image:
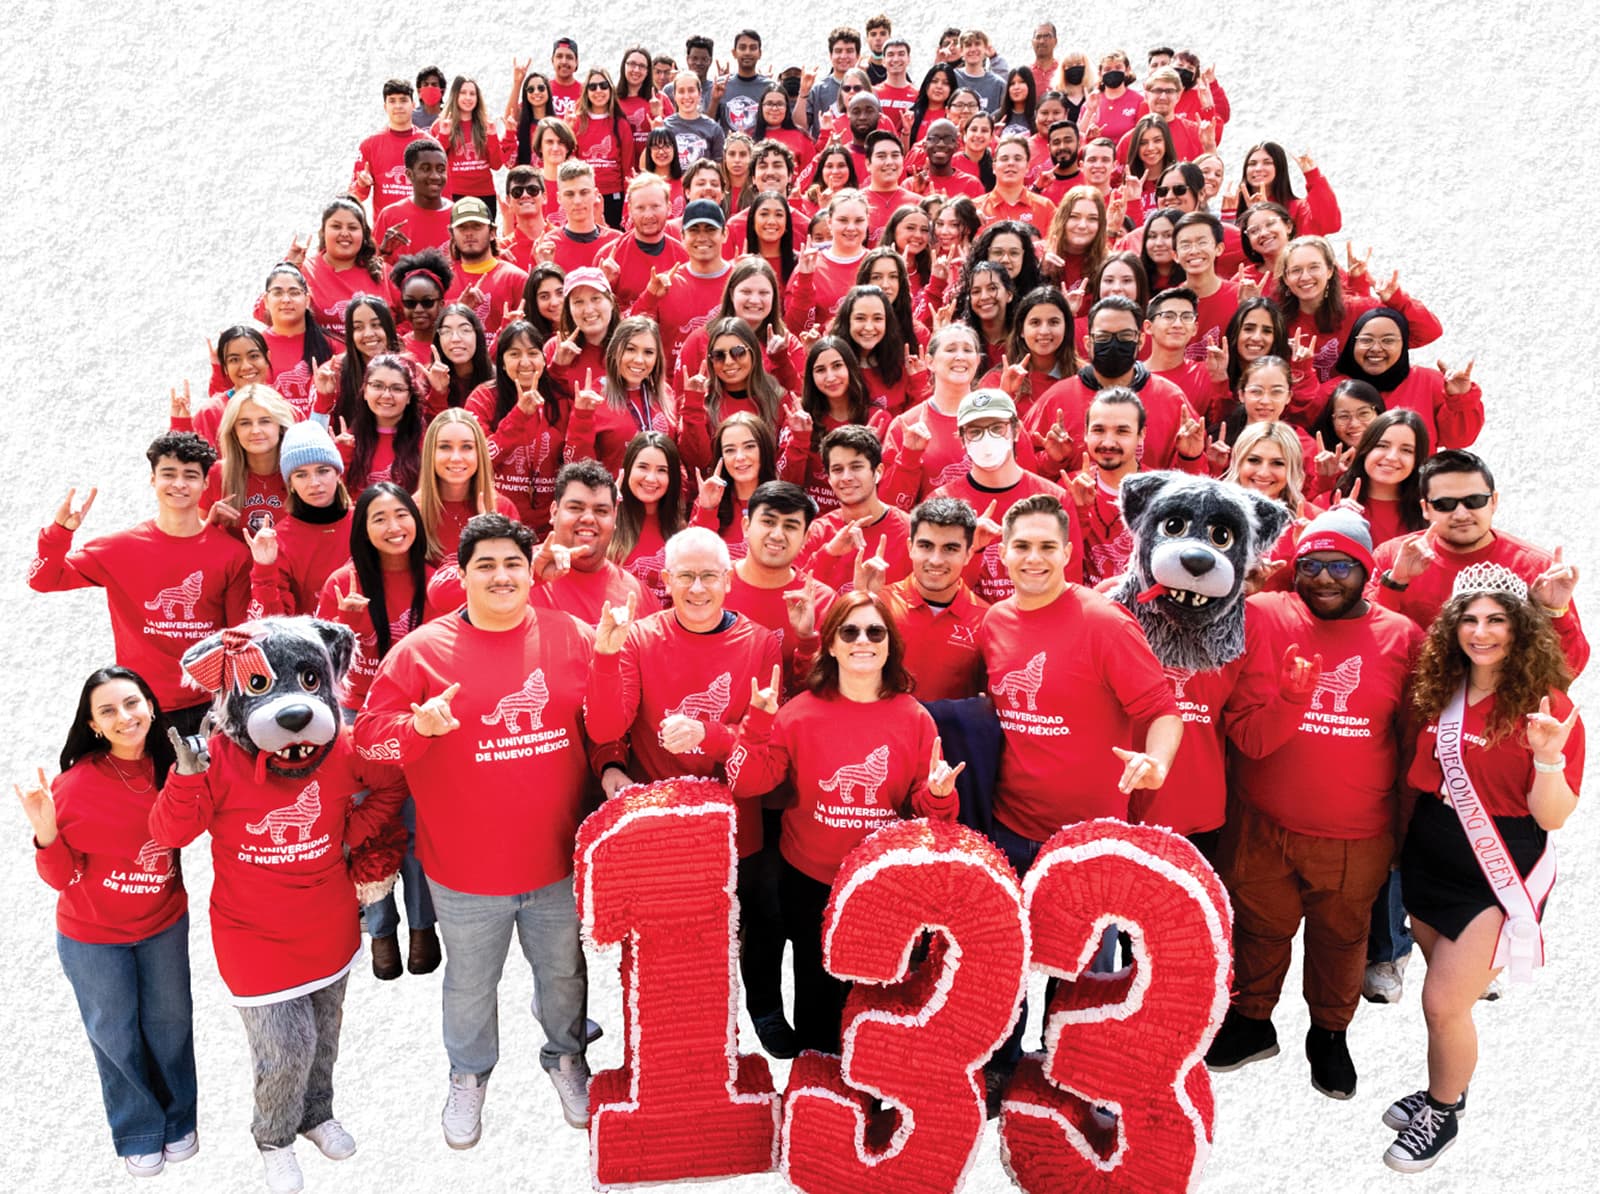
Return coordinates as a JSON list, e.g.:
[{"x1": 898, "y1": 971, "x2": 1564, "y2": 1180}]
[
  {"x1": 1544, "y1": 604, "x2": 1571, "y2": 618},
  {"x1": 1378, "y1": 570, "x2": 1409, "y2": 591},
  {"x1": 1533, "y1": 755, "x2": 1567, "y2": 774},
  {"x1": 1177, "y1": 450, "x2": 1203, "y2": 462}
]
